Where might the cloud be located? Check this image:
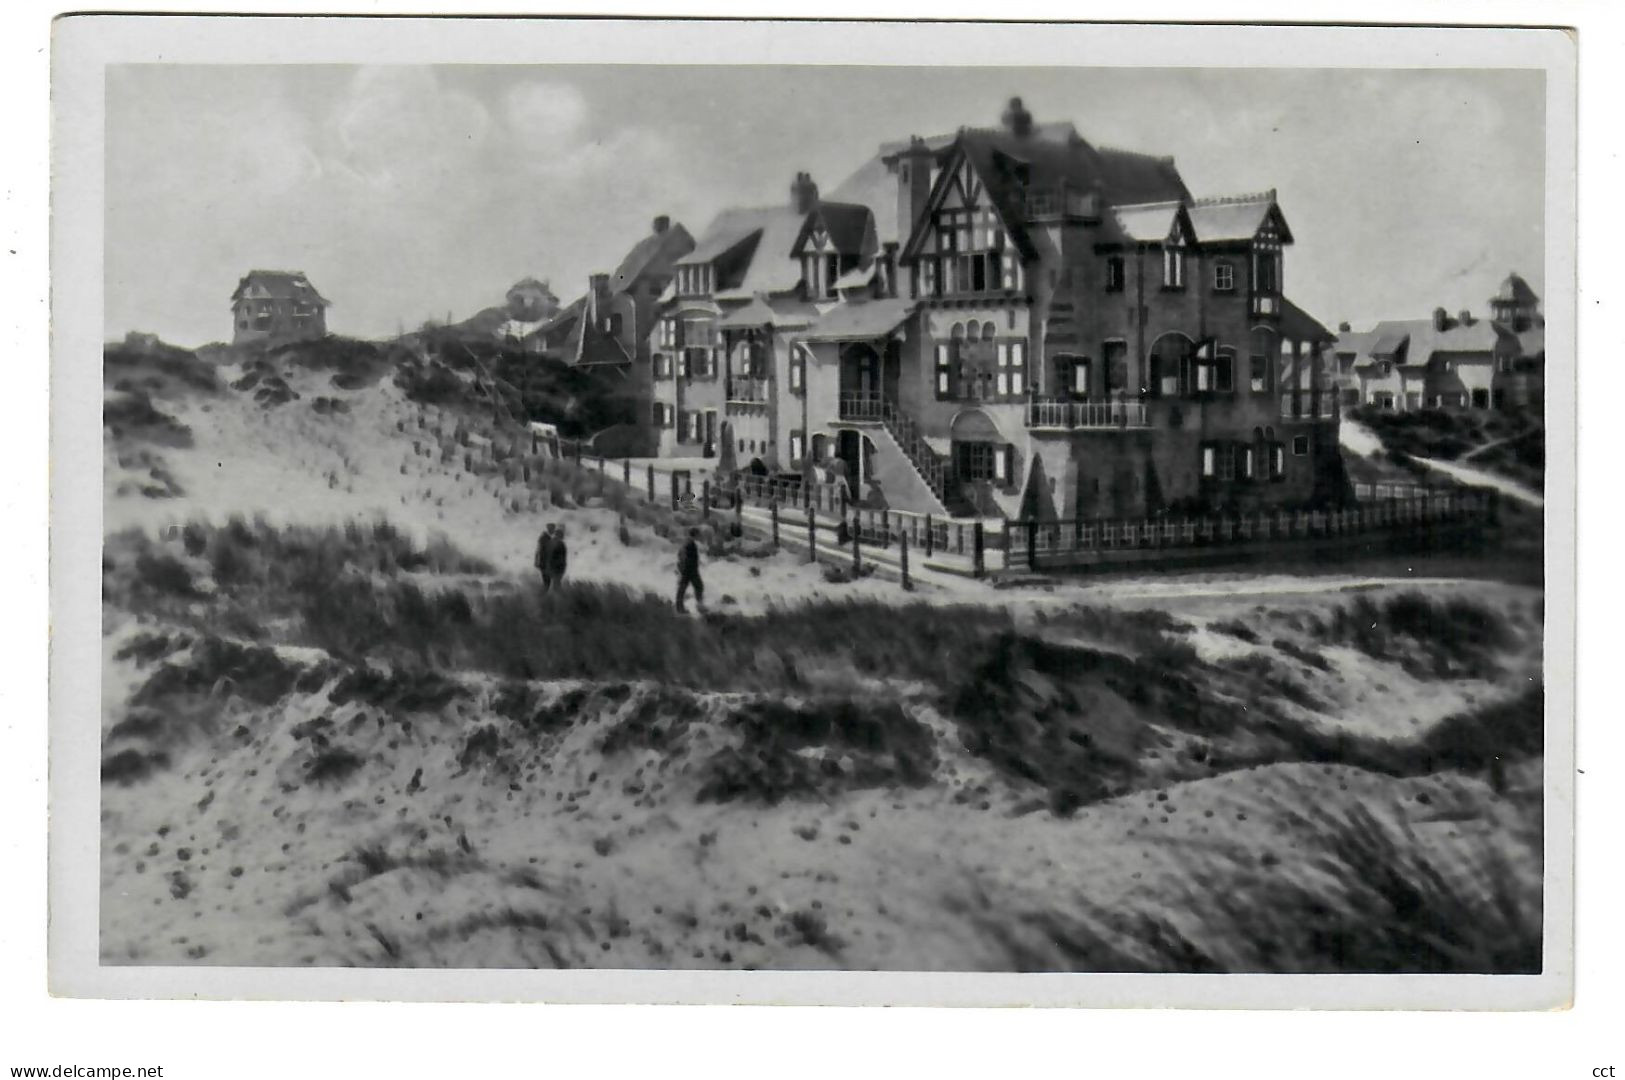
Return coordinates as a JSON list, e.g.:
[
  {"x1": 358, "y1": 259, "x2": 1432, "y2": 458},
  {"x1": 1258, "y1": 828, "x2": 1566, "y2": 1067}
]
[
  {"x1": 504, "y1": 80, "x2": 589, "y2": 144},
  {"x1": 326, "y1": 67, "x2": 493, "y2": 190}
]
